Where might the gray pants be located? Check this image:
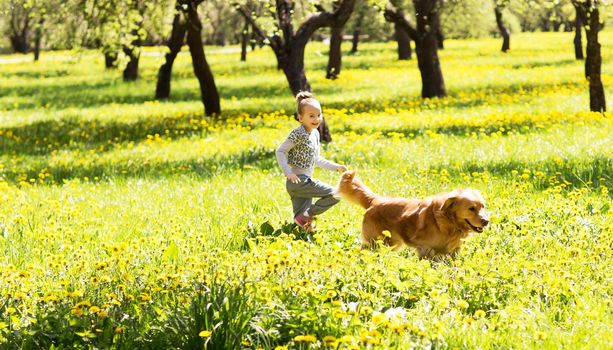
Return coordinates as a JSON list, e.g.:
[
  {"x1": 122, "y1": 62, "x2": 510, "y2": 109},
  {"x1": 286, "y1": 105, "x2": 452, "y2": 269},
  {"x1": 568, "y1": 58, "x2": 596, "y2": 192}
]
[{"x1": 286, "y1": 174, "x2": 340, "y2": 218}]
